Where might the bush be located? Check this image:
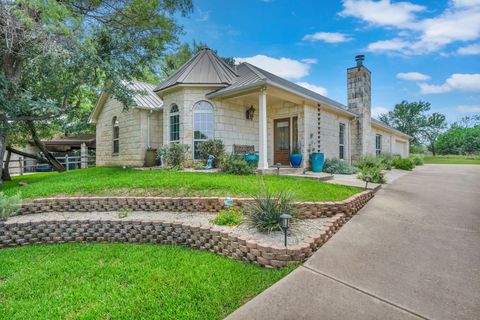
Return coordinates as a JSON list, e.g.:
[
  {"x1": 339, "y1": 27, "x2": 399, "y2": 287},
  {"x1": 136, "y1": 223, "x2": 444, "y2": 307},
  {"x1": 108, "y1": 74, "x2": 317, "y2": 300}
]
[
  {"x1": 193, "y1": 161, "x2": 205, "y2": 170},
  {"x1": 378, "y1": 153, "x2": 398, "y2": 170},
  {"x1": 354, "y1": 155, "x2": 382, "y2": 170},
  {"x1": 393, "y1": 158, "x2": 415, "y2": 170},
  {"x1": 158, "y1": 143, "x2": 189, "y2": 169},
  {"x1": 211, "y1": 208, "x2": 243, "y2": 226},
  {"x1": 244, "y1": 185, "x2": 296, "y2": 232},
  {"x1": 198, "y1": 139, "x2": 225, "y2": 168},
  {"x1": 220, "y1": 153, "x2": 256, "y2": 175},
  {"x1": 409, "y1": 154, "x2": 424, "y2": 165},
  {"x1": 0, "y1": 192, "x2": 22, "y2": 220},
  {"x1": 323, "y1": 158, "x2": 358, "y2": 174},
  {"x1": 357, "y1": 167, "x2": 386, "y2": 184}
]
